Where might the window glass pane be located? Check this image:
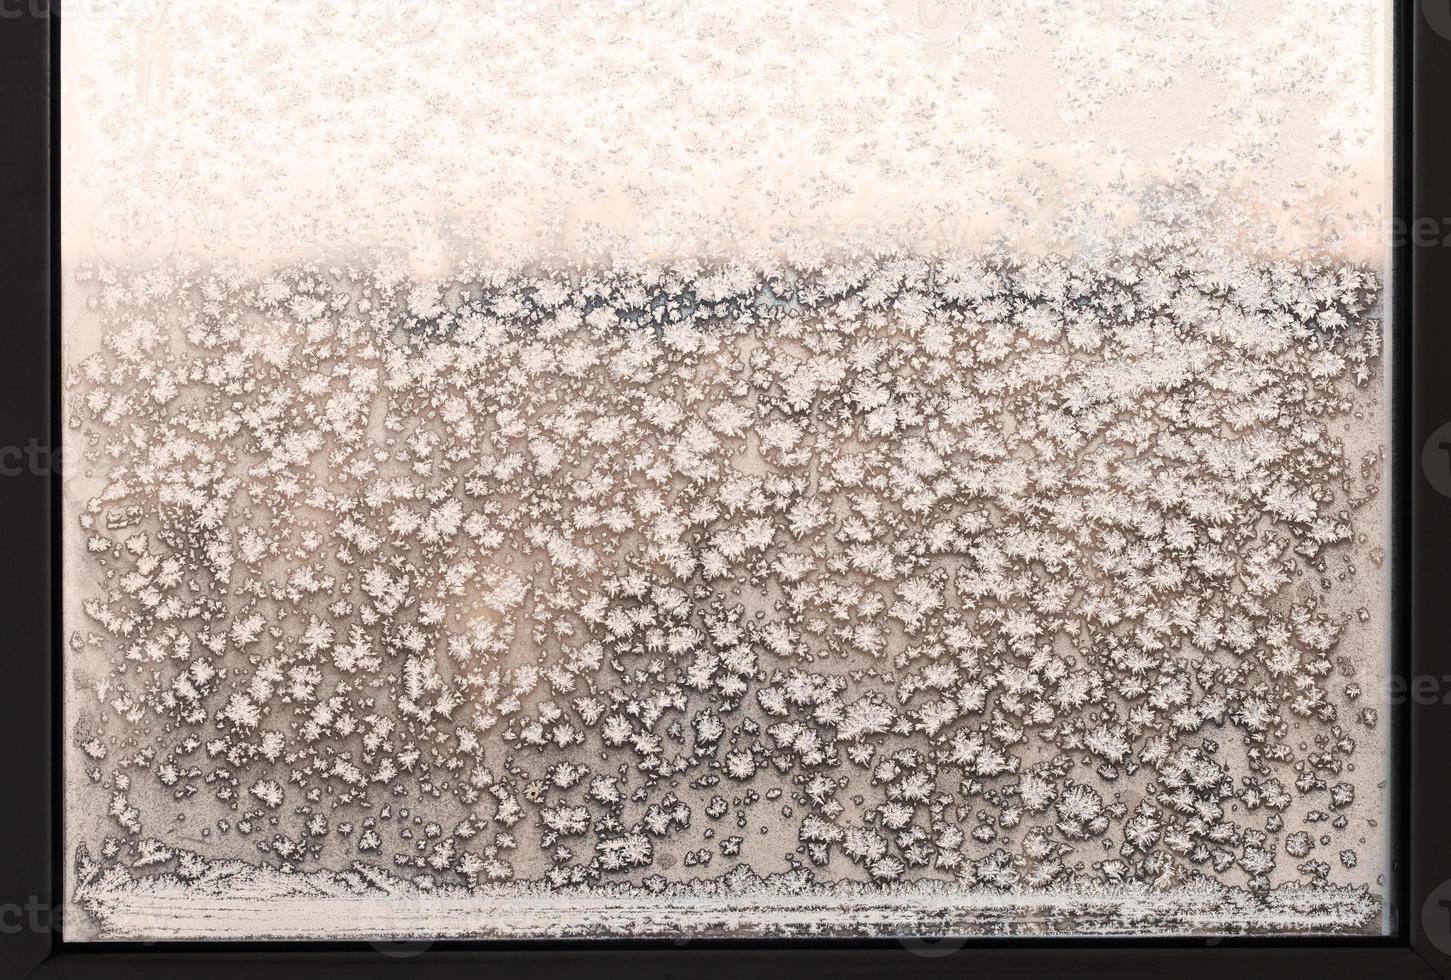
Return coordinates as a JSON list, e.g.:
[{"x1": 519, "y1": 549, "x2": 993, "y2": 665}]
[{"x1": 62, "y1": 0, "x2": 1396, "y2": 941}]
